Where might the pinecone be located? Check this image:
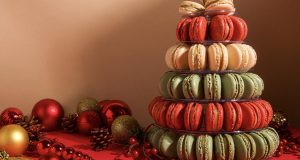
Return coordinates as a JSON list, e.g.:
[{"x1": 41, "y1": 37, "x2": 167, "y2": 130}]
[
  {"x1": 16, "y1": 116, "x2": 43, "y2": 141},
  {"x1": 61, "y1": 113, "x2": 78, "y2": 133},
  {"x1": 90, "y1": 127, "x2": 112, "y2": 151}
]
